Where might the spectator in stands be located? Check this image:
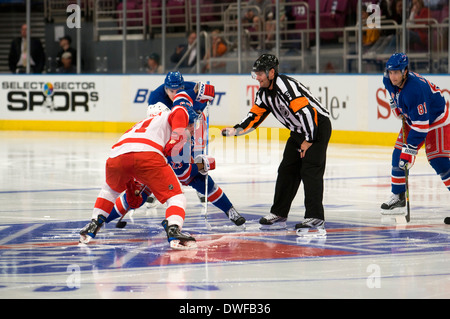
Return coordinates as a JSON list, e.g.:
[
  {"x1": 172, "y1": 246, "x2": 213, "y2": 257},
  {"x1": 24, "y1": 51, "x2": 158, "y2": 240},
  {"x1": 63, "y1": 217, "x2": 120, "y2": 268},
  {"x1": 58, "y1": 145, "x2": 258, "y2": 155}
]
[
  {"x1": 247, "y1": 0, "x2": 272, "y2": 16},
  {"x1": 56, "y1": 35, "x2": 78, "y2": 69},
  {"x1": 383, "y1": 0, "x2": 403, "y2": 54},
  {"x1": 202, "y1": 29, "x2": 228, "y2": 73},
  {"x1": 8, "y1": 24, "x2": 45, "y2": 74},
  {"x1": 282, "y1": 1, "x2": 304, "y2": 49},
  {"x1": 56, "y1": 35, "x2": 79, "y2": 71},
  {"x1": 170, "y1": 30, "x2": 199, "y2": 69},
  {"x1": 264, "y1": 10, "x2": 277, "y2": 49},
  {"x1": 241, "y1": 0, "x2": 273, "y2": 48},
  {"x1": 56, "y1": 51, "x2": 76, "y2": 74},
  {"x1": 146, "y1": 53, "x2": 163, "y2": 74},
  {"x1": 424, "y1": 0, "x2": 447, "y2": 10},
  {"x1": 408, "y1": 0, "x2": 431, "y2": 51},
  {"x1": 390, "y1": 0, "x2": 403, "y2": 25},
  {"x1": 242, "y1": 7, "x2": 261, "y2": 48},
  {"x1": 364, "y1": 0, "x2": 402, "y2": 56}
]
